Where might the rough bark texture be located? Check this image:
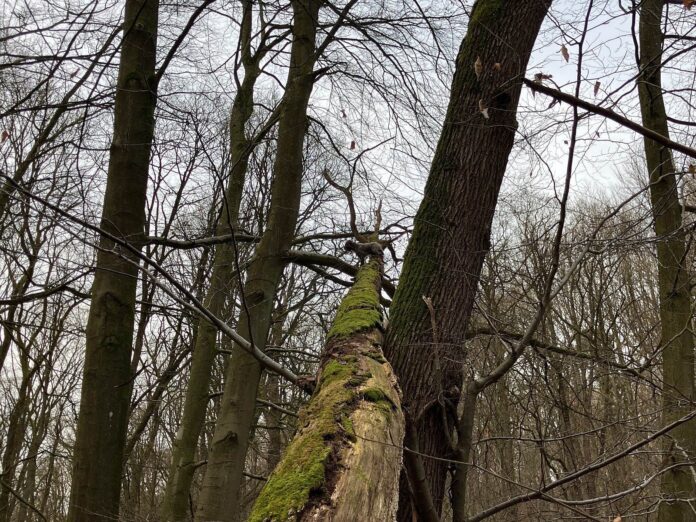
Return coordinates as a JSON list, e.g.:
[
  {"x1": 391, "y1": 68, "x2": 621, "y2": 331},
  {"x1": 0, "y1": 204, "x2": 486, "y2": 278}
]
[
  {"x1": 161, "y1": 5, "x2": 259, "y2": 519},
  {"x1": 194, "y1": 2, "x2": 320, "y2": 519},
  {"x1": 0, "y1": 369, "x2": 31, "y2": 522},
  {"x1": 67, "y1": 1, "x2": 158, "y2": 519},
  {"x1": 249, "y1": 257, "x2": 404, "y2": 522},
  {"x1": 382, "y1": 0, "x2": 551, "y2": 518},
  {"x1": 637, "y1": 2, "x2": 696, "y2": 520}
]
